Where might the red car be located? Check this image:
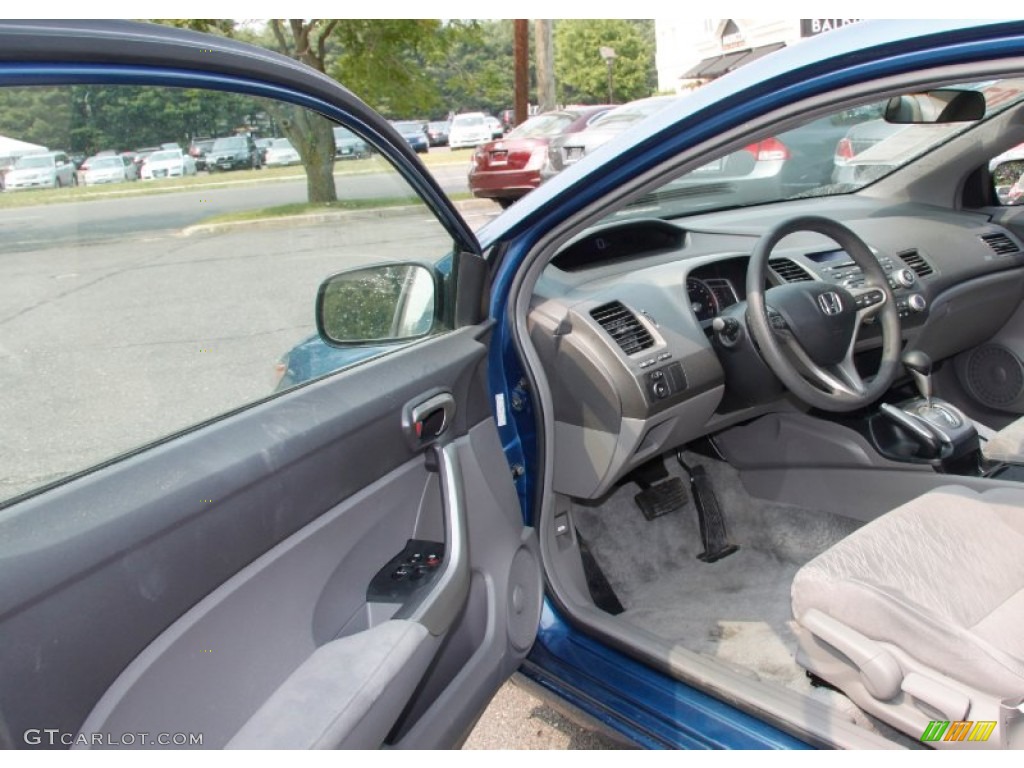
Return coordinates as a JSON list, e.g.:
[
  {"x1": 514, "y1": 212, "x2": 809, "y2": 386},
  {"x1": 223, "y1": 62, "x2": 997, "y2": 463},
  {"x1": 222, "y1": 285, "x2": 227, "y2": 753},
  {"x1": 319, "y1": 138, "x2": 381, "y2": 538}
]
[{"x1": 468, "y1": 105, "x2": 612, "y2": 208}]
